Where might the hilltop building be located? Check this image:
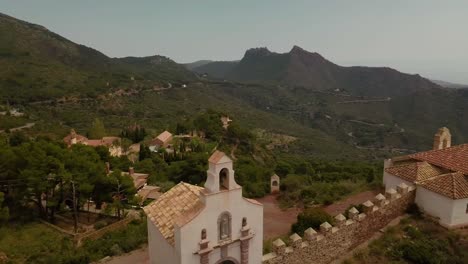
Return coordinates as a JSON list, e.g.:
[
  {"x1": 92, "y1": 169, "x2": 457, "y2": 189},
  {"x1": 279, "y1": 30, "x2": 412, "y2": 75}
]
[
  {"x1": 150, "y1": 131, "x2": 173, "y2": 150},
  {"x1": 144, "y1": 151, "x2": 263, "y2": 264},
  {"x1": 63, "y1": 129, "x2": 122, "y2": 157},
  {"x1": 384, "y1": 127, "x2": 468, "y2": 229}
]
